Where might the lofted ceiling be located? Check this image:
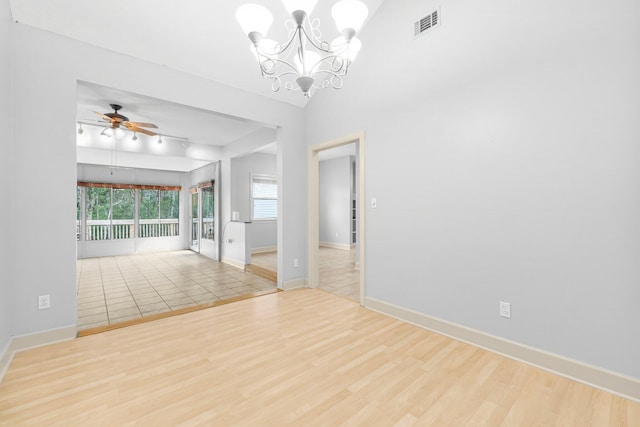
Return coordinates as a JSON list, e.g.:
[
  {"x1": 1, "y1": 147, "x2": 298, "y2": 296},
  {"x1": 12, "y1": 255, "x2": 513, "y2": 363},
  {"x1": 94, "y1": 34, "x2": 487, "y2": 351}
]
[
  {"x1": 9, "y1": 0, "x2": 384, "y2": 108},
  {"x1": 10, "y1": 1, "x2": 384, "y2": 171}
]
